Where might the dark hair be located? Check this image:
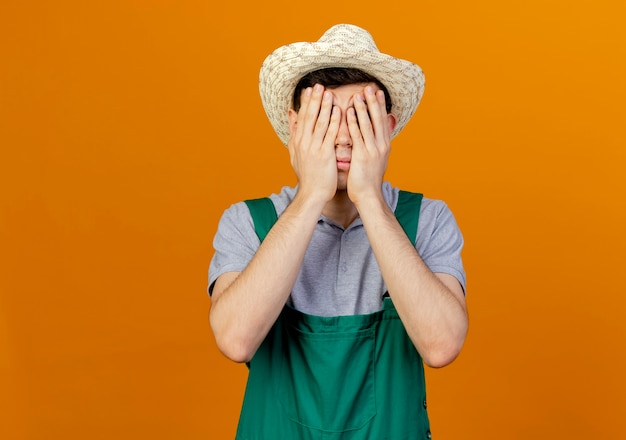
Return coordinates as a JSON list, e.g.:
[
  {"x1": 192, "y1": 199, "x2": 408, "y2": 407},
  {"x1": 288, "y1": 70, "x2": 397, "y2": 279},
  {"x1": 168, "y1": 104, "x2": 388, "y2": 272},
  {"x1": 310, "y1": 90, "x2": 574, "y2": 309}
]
[{"x1": 292, "y1": 67, "x2": 392, "y2": 113}]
